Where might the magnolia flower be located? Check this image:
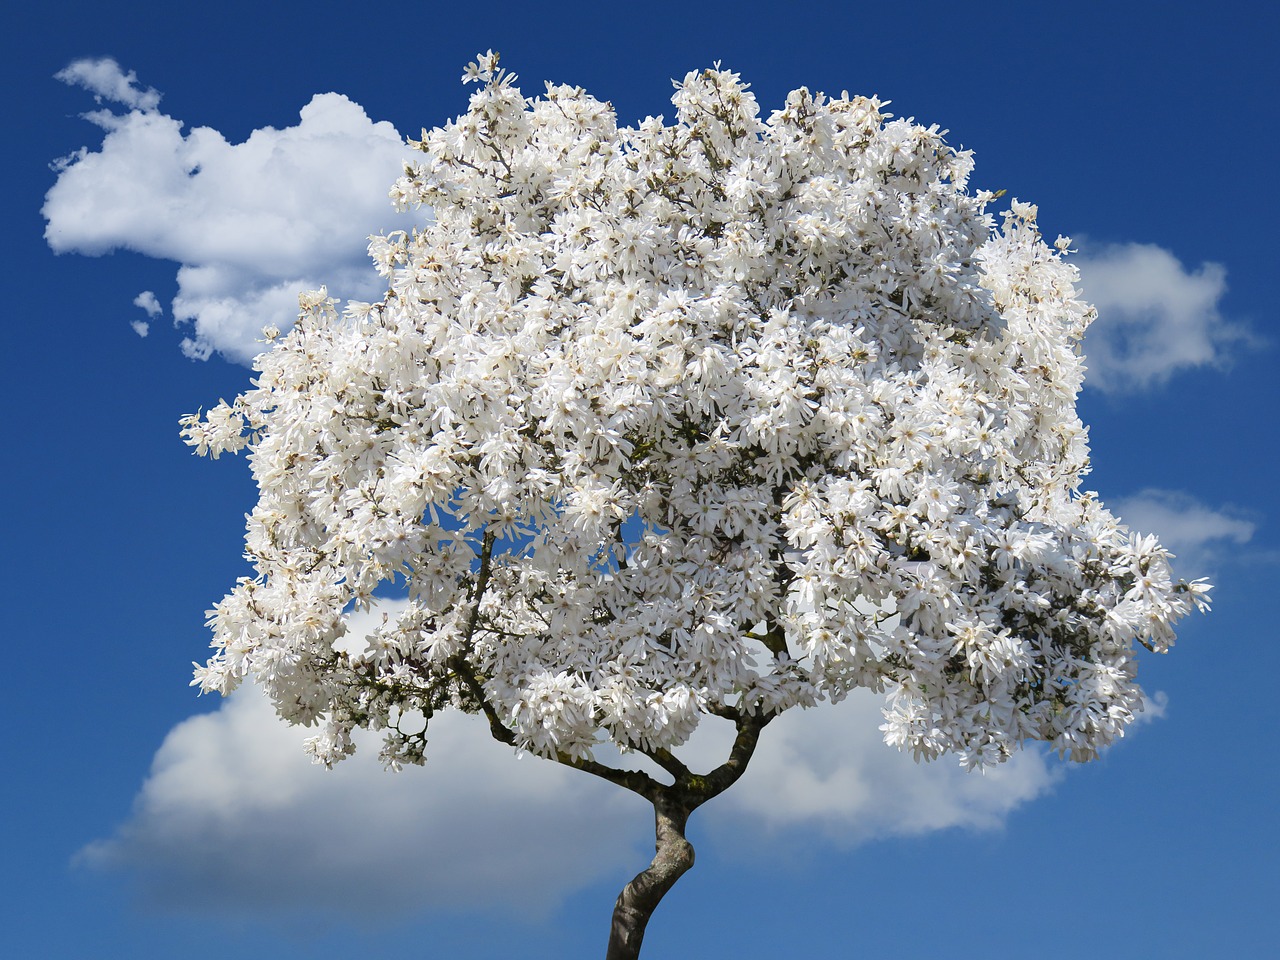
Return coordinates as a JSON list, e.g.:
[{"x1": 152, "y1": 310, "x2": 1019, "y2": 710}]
[
  {"x1": 184, "y1": 47, "x2": 1212, "y2": 869},
  {"x1": 183, "y1": 60, "x2": 1212, "y2": 954}
]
